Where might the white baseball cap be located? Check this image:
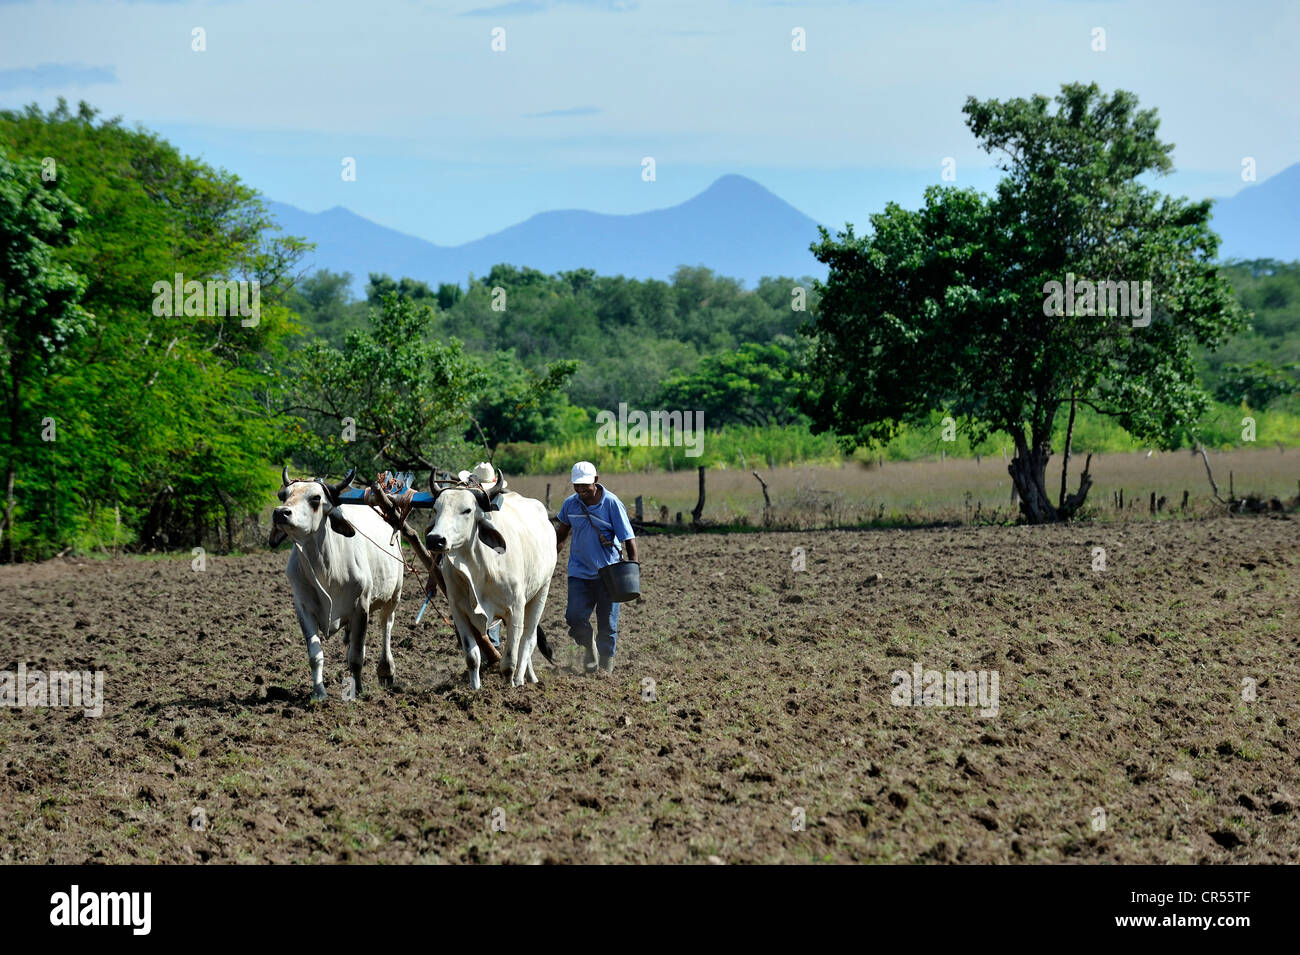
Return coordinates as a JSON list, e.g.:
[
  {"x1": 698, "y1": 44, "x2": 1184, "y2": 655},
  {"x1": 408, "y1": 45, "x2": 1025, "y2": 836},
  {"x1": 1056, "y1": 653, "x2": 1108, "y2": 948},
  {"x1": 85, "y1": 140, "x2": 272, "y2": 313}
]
[{"x1": 570, "y1": 461, "x2": 598, "y2": 484}]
